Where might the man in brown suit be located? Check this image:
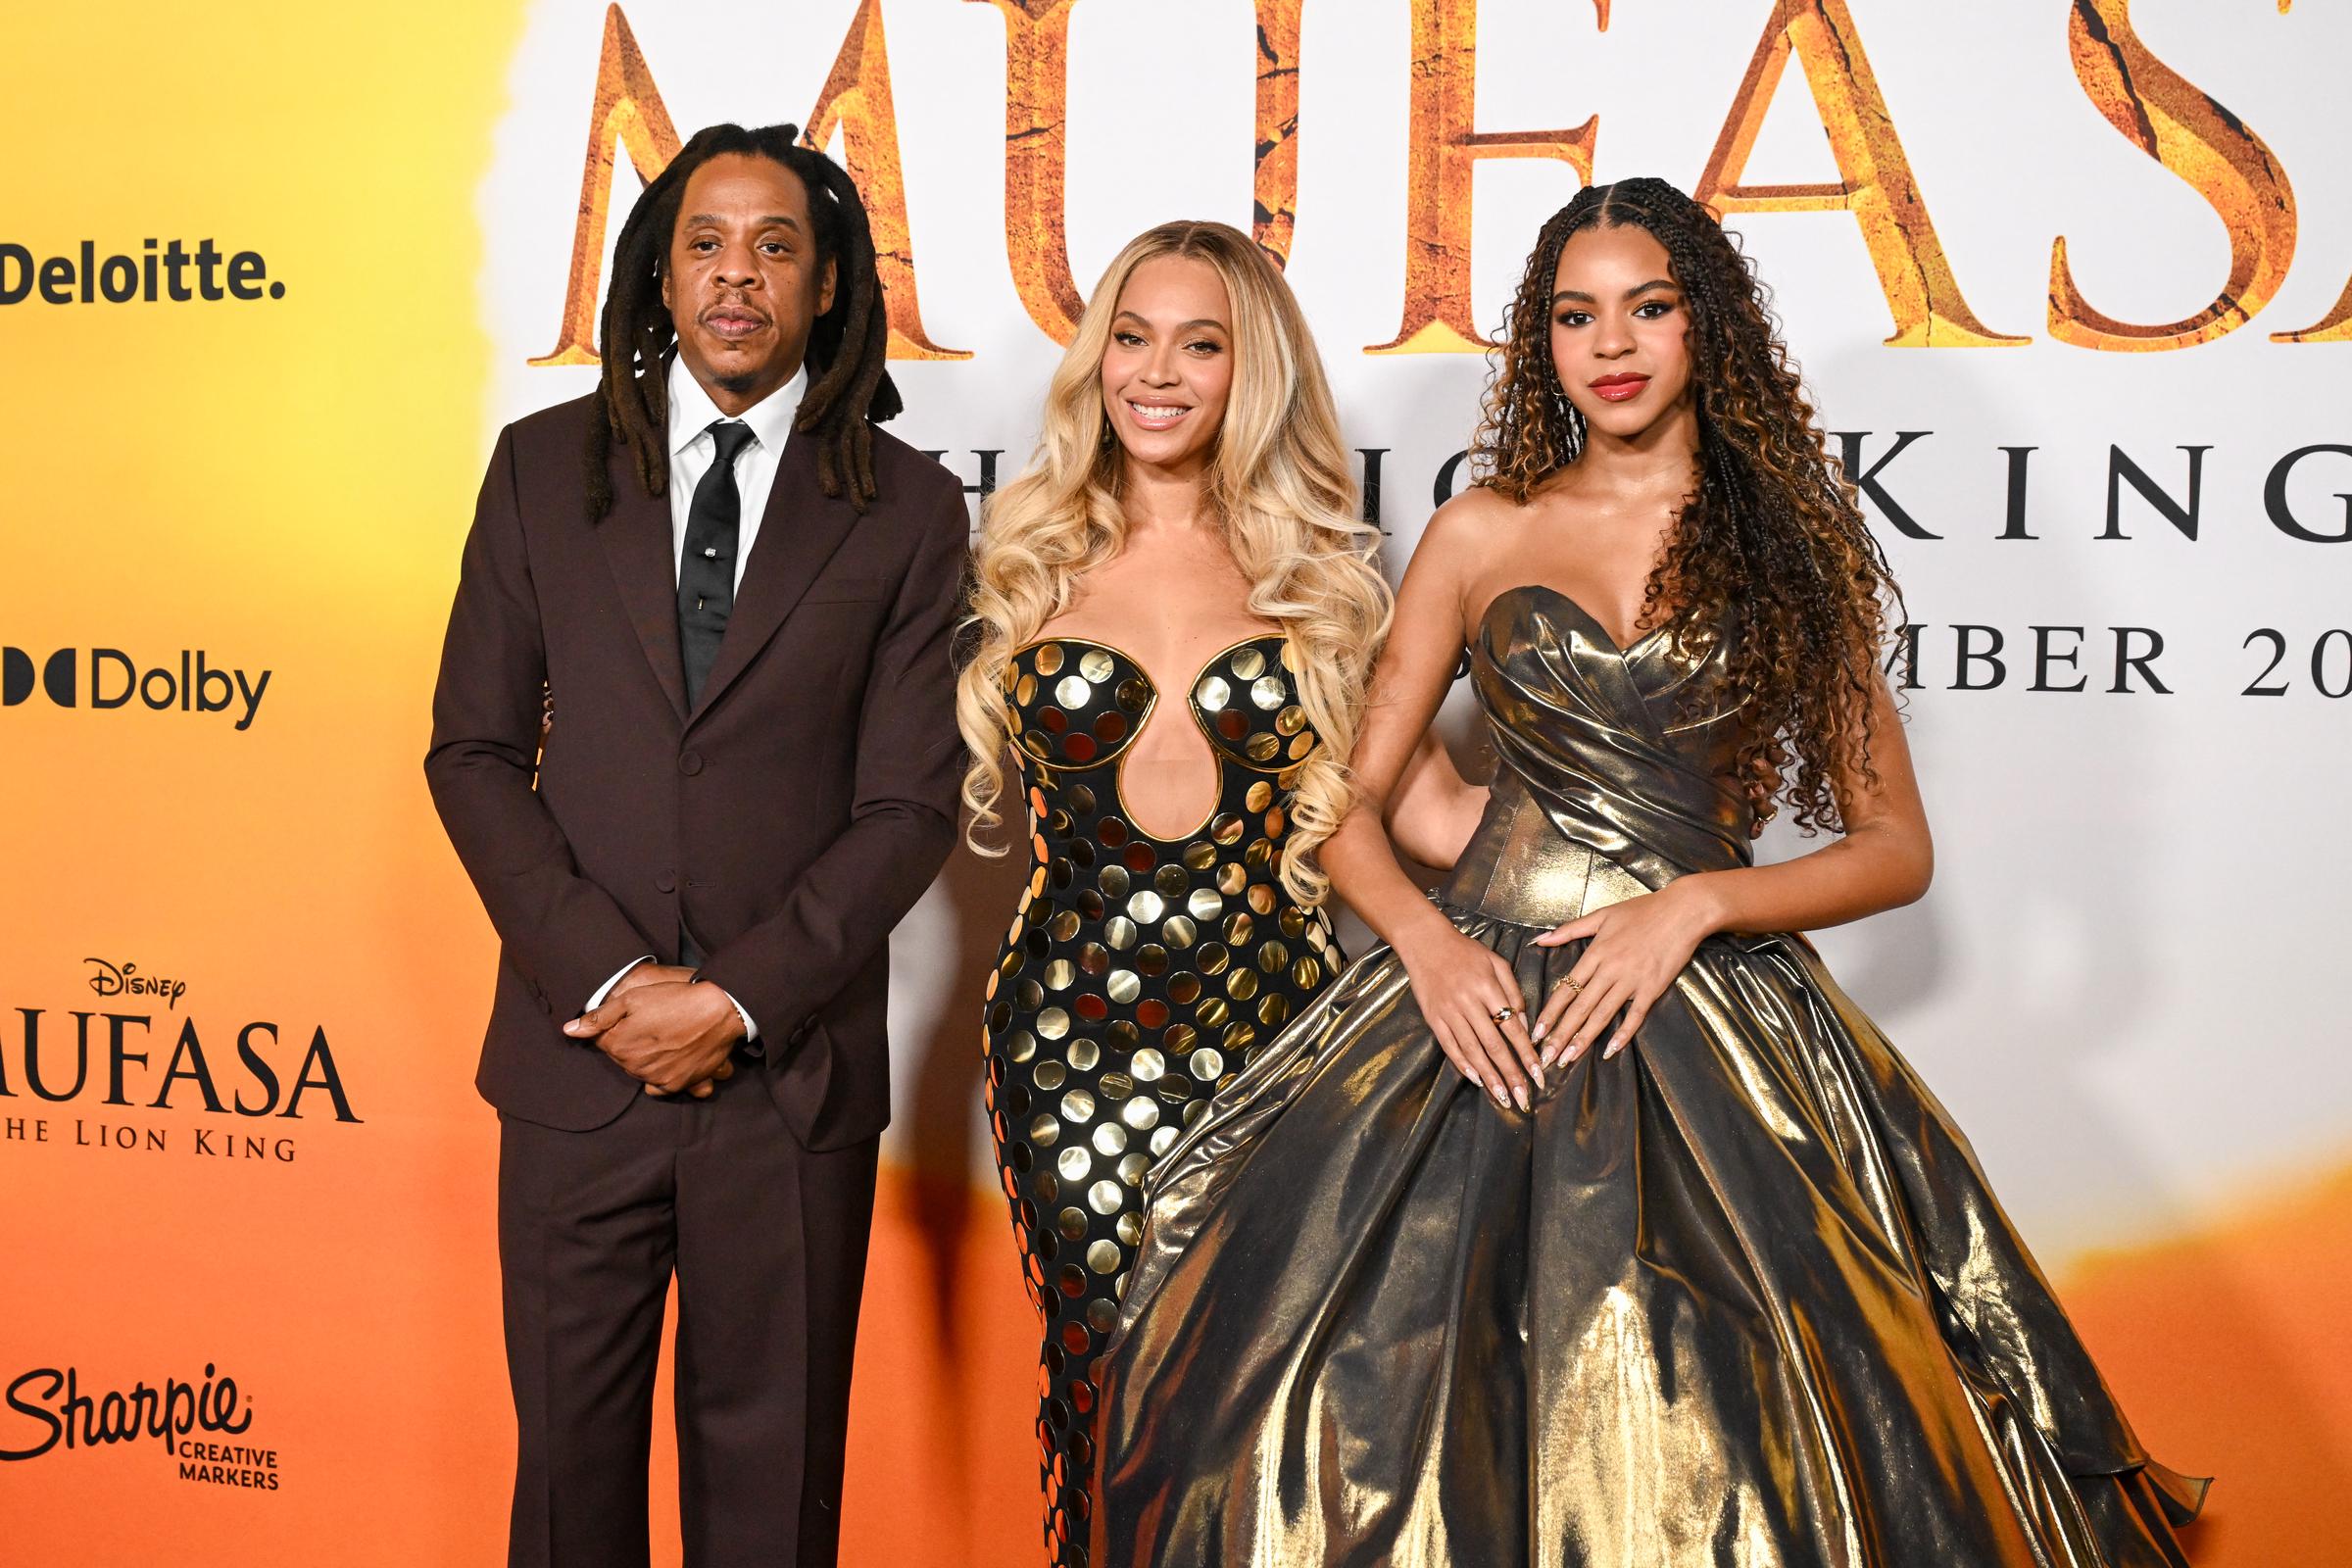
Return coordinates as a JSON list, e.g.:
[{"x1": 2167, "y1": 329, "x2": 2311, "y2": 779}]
[{"x1": 425, "y1": 123, "x2": 965, "y2": 1567}]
